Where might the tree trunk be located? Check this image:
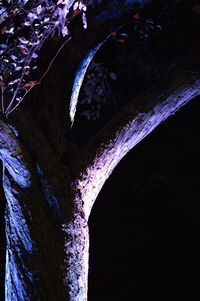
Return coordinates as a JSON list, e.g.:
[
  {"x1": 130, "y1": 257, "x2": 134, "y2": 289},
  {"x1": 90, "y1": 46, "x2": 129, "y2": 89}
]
[
  {"x1": 1, "y1": 2, "x2": 200, "y2": 299},
  {"x1": 1, "y1": 74, "x2": 200, "y2": 301},
  {"x1": 0, "y1": 120, "x2": 89, "y2": 301},
  {"x1": 1, "y1": 54, "x2": 200, "y2": 301}
]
